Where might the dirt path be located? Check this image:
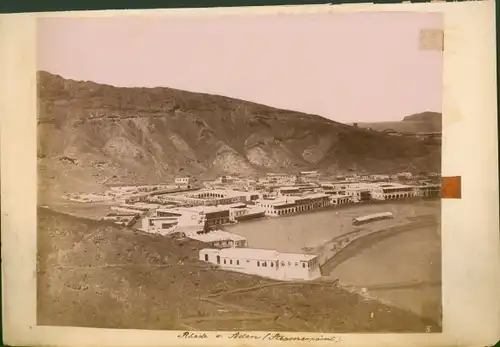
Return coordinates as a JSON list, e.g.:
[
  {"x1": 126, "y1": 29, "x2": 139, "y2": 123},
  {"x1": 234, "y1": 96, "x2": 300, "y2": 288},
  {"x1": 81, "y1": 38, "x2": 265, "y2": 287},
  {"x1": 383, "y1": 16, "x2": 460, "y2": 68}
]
[
  {"x1": 179, "y1": 279, "x2": 340, "y2": 326},
  {"x1": 206, "y1": 278, "x2": 339, "y2": 298}
]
